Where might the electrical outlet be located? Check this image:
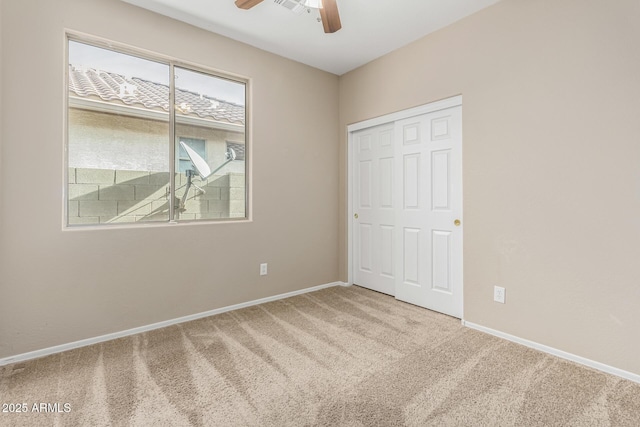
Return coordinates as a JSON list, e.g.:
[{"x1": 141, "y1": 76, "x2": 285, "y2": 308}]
[
  {"x1": 494, "y1": 286, "x2": 505, "y2": 304},
  {"x1": 260, "y1": 263, "x2": 268, "y2": 276}
]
